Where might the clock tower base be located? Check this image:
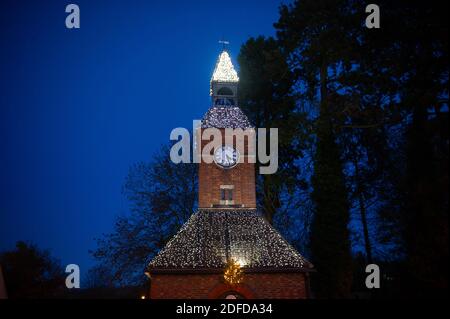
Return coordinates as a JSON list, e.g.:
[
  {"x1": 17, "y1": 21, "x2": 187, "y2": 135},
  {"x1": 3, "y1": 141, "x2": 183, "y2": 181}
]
[{"x1": 150, "y1": 271, "x2": 310, "y2": 299}]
